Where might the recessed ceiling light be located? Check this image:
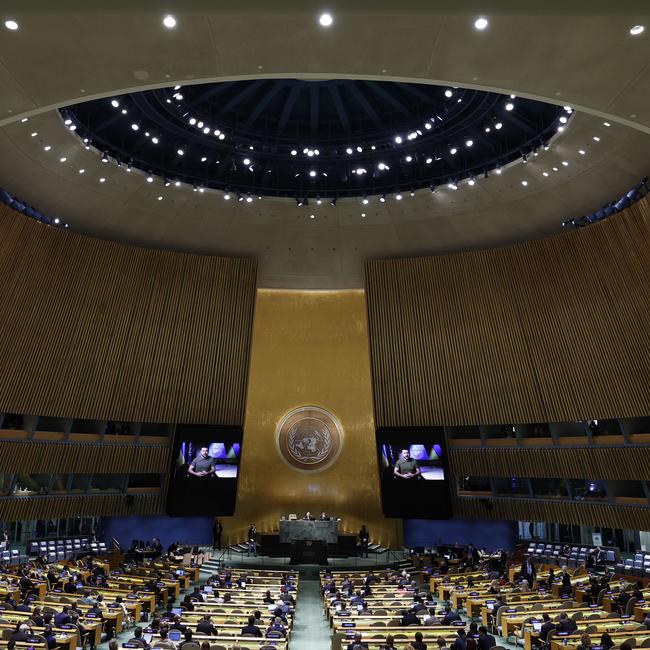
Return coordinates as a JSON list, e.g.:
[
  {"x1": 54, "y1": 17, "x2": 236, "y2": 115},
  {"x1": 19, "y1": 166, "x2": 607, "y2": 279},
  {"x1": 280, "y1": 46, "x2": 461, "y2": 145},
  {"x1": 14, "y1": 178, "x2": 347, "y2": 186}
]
[
  {"x1": 578, "y1": 149, "x2": 586, "y2": 155},
  {"x1": 361, "y1": 213, "x2": 366, "y2": 218},
  {"x1": 310, "y1": 214, "x2": 315, "y2": 219},
  {"x1": 630, "y1": 25, "x2": 645, "y2": 36},
  {"x1": 121, "y1": 108, "x2": 127, "y2": 114},
  {"x1": 201, "y1": 156, "x2": 207, "y2": 162},
  {"x1": 467, "y1": 178, "x2": 475, "y2": 186},
  {"x1": 495, "y1": 122, "x2": 503, "y2": 130},
  {"x1": 99, "y1": 177, "x2": 106, "y2": 183},
  {"x1": 561, "y1": 161, "x2": 569, "y2": 166},
  {"x1": 4, "y1": 19, "x2": 19, "y2": 31},
  {"x1": 557, "y1": 126, "x2": 565, "y2": 132},
  {"x1": 559, "y1": 116, "x2": 568, "y2": 124},
  {"x1": 146, "y1": 175, "x2": 154, "y2": 183},
  {"x1": 59, "y1": 157, "x2": 66, "y2": 162},
  {"x1": 603, "y1": 122, "x2": 611, "y2": 127},
  {"x1": 552, "y1": 166, "x2": 559, "y2": 172},
  {"x1": 593, "y1": 136, "x2": 600, "y2": 141},
  {"x1": 54, "y1": 218, "x2": 60, "y2": 224},
  {"x1": 157, "y1": 196, "x2": 163, "y2": 201},
  {"x1": 394, "y1": 136, "x2": 402, "y2": 144},
  {"x1": 319, "y1": 12, "x2": 333, "y2": 27},
  {"x1": 243, "y1": 158, "x2": 251, "y2": 165},
  {"x1": 542, "y1": 172, "x2": 549, "y2": 177},
  {"x1": 362, "y1": 198, "x2": 369, "y2": 204},
  {"x1": 163, "y1": 15, "x2": 177, "y2": 29},
  {"x1": 405, "y1": 155, "x2": 412, "y2": 162},
  {"x1": 450, "y1": 147, "x2": 457, "y2": 155},
  {"x1": 151, "y1": 137, "x2": 159, "y2": 144},
  {"x1": 505, "y1": 102, "x2": 514, "y2": 111},
  {"x1": 20, "y1": 117, "x2": 28, "y2": 123},
  {"x1": 224, "y1": 193, "x2": 231, "y2": 200},
  {"x1": 175, "y1": 181, "x2": 181, "y2": 187},
  {"x1": 444, "y1": 89, "x2": 453, "y2": 98},
  {"x1": 474, "y1": 17, "x2": 488, "y2": 30},
  {"x1": 395, "y1": 193, "x2": 402, "y2": 200},
  {"x1": 131, "y1": 123, "x2": 139, "y2": 131},
  {"x1": 521, "y1": 180, "x2": 528, "y2": 186},
  {"x1": 177, "y1": 149, "x2": 184, "y2": 156},
  {"x1": 43, "y1": 145, "x2": 51, "y2": 151},
  {"x1": 78, "y1": 169, "x2": 85, "y2": 174},
  {"x1": 425, "y1": 157, "x2": 433, "y2": 164},
  {"x1": 111, "y1": 99, "x2": 119, "y2": 108},
  {"x1": 309, "y1": 170, "x2": 317, "y2": 177},
  {"x1": 495, "y1": 167, "x2": 502, "y2": 174},
  {"x1": 465, "y1": 139, "x2": 473, "y2": 147}
]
